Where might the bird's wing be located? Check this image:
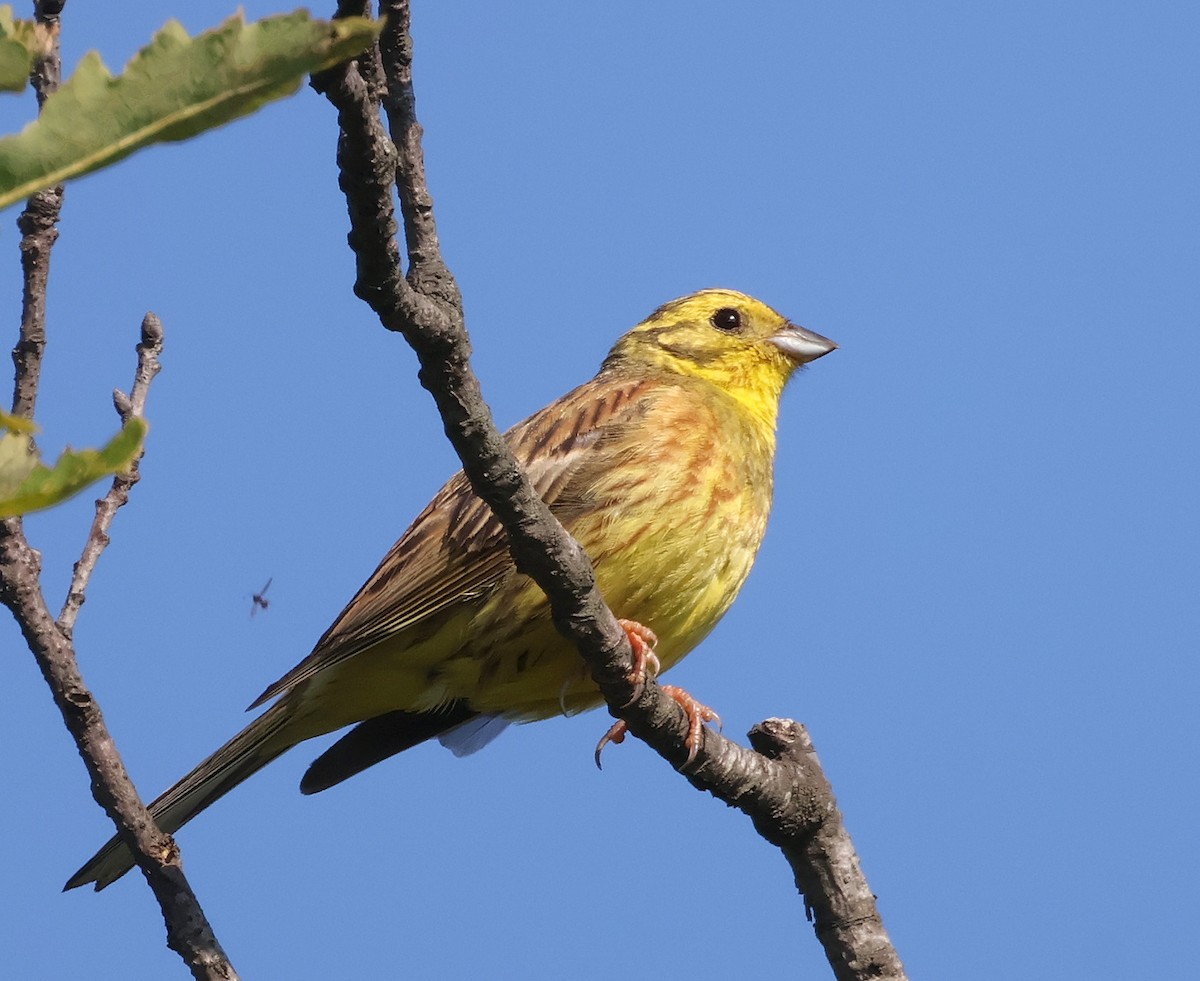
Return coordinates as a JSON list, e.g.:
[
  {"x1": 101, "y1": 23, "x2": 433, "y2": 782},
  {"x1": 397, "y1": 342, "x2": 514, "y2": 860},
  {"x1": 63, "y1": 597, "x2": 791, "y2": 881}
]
[{"x1": 249, "y1": 372, "x2": 653, "y2": 708}]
